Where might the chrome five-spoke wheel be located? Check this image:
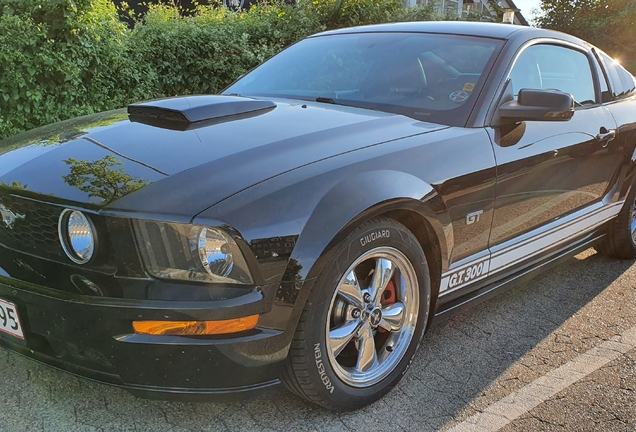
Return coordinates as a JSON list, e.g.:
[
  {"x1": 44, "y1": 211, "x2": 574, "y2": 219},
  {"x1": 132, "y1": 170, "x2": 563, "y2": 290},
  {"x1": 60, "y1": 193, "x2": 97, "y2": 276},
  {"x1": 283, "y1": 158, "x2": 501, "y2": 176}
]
[
  {"x1": 282, "y1": 218, "x2": 430, "y2": 410},
  {"x1": 326, "y1": 247, "x2": 419, "y2": 387}
]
